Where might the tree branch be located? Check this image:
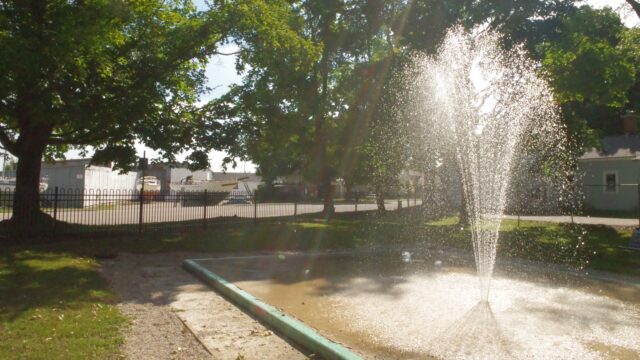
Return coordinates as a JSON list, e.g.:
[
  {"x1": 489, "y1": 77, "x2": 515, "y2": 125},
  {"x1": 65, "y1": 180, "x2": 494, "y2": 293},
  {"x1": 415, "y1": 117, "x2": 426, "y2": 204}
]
[
  {"x1": 213, "y1": 50, "x2": 241, "y2": 56},
  {"x1": 627, "y1": 0, "x2": 640, "y2": 19},
  {"x1": 0, "y1": 127, "x2": 18, "y2": 155}
]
